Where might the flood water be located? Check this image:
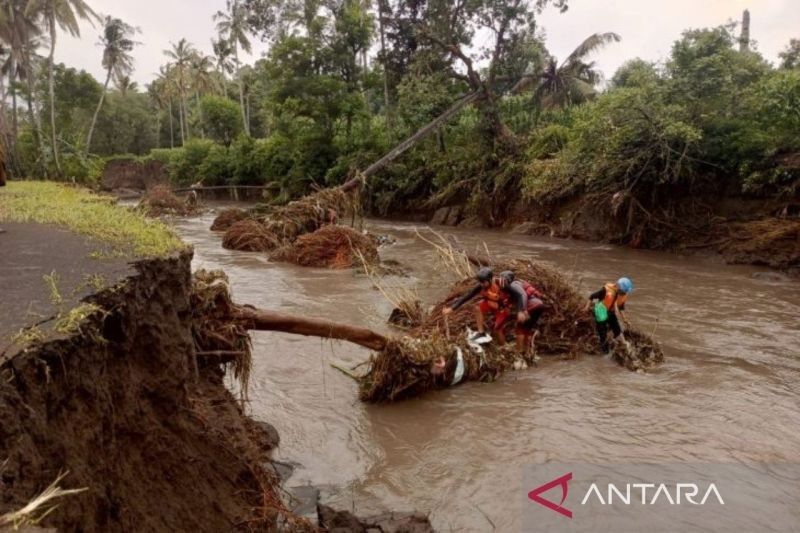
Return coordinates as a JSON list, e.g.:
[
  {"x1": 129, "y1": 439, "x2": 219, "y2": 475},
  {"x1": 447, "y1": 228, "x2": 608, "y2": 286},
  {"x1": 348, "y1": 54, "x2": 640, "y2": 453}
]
[{"x1": 171, "y1": 208, "x2": 800, "y2": 532}]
